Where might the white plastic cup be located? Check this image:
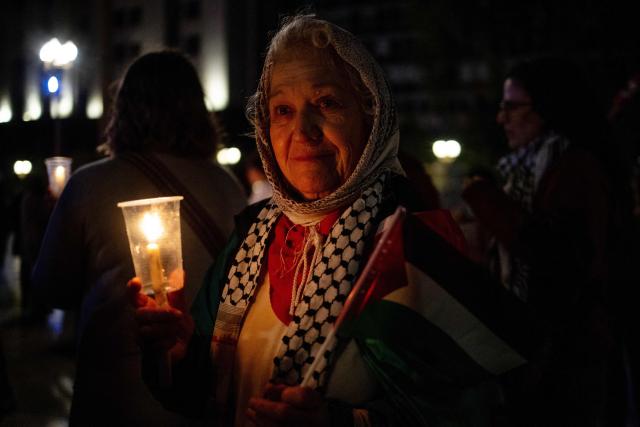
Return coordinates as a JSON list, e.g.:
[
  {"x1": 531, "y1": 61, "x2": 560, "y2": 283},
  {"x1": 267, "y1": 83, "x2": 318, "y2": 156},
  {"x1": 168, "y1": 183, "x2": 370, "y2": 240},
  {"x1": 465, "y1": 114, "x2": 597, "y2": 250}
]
[
  {"x1": 45, "y1": 156, "x2": 72, "y2": 198},
  {"x1": 117, "y1": 196, "x2": 184, "y2": 305}
]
